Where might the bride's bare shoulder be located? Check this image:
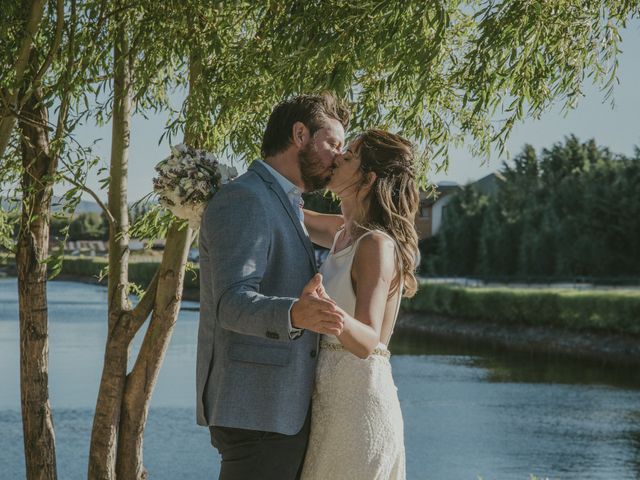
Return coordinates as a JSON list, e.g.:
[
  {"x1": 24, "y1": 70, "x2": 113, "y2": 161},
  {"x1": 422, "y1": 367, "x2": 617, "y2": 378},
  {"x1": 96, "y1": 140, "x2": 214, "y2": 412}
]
[{"x1": 353, "y1": 232, "x2": 396, "y2": 276}]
